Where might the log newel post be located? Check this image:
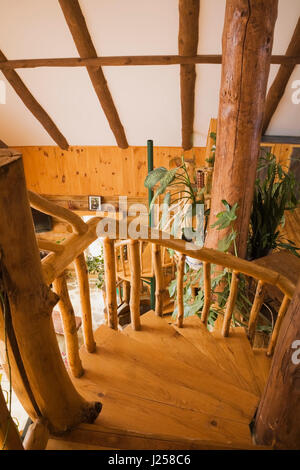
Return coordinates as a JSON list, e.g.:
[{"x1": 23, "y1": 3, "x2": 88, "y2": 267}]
[
  {"x1": 254, "y1": 277, "x2": 300, "y2": 449},
  {"x1": 0, "y1": 154, "x2": 101, "y2": 433},
  {"x1": 205, "y1": 0, "x2": 279, "y2": 258}
]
